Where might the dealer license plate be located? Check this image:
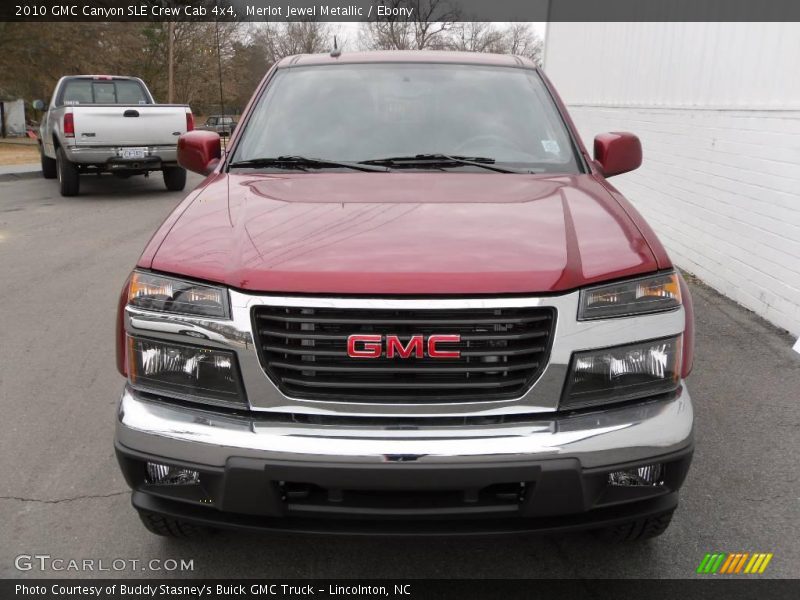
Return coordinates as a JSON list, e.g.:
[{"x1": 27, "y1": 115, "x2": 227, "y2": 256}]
[{"x1": 120, "y1": 147, "x2": 147, "y2": 159}]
